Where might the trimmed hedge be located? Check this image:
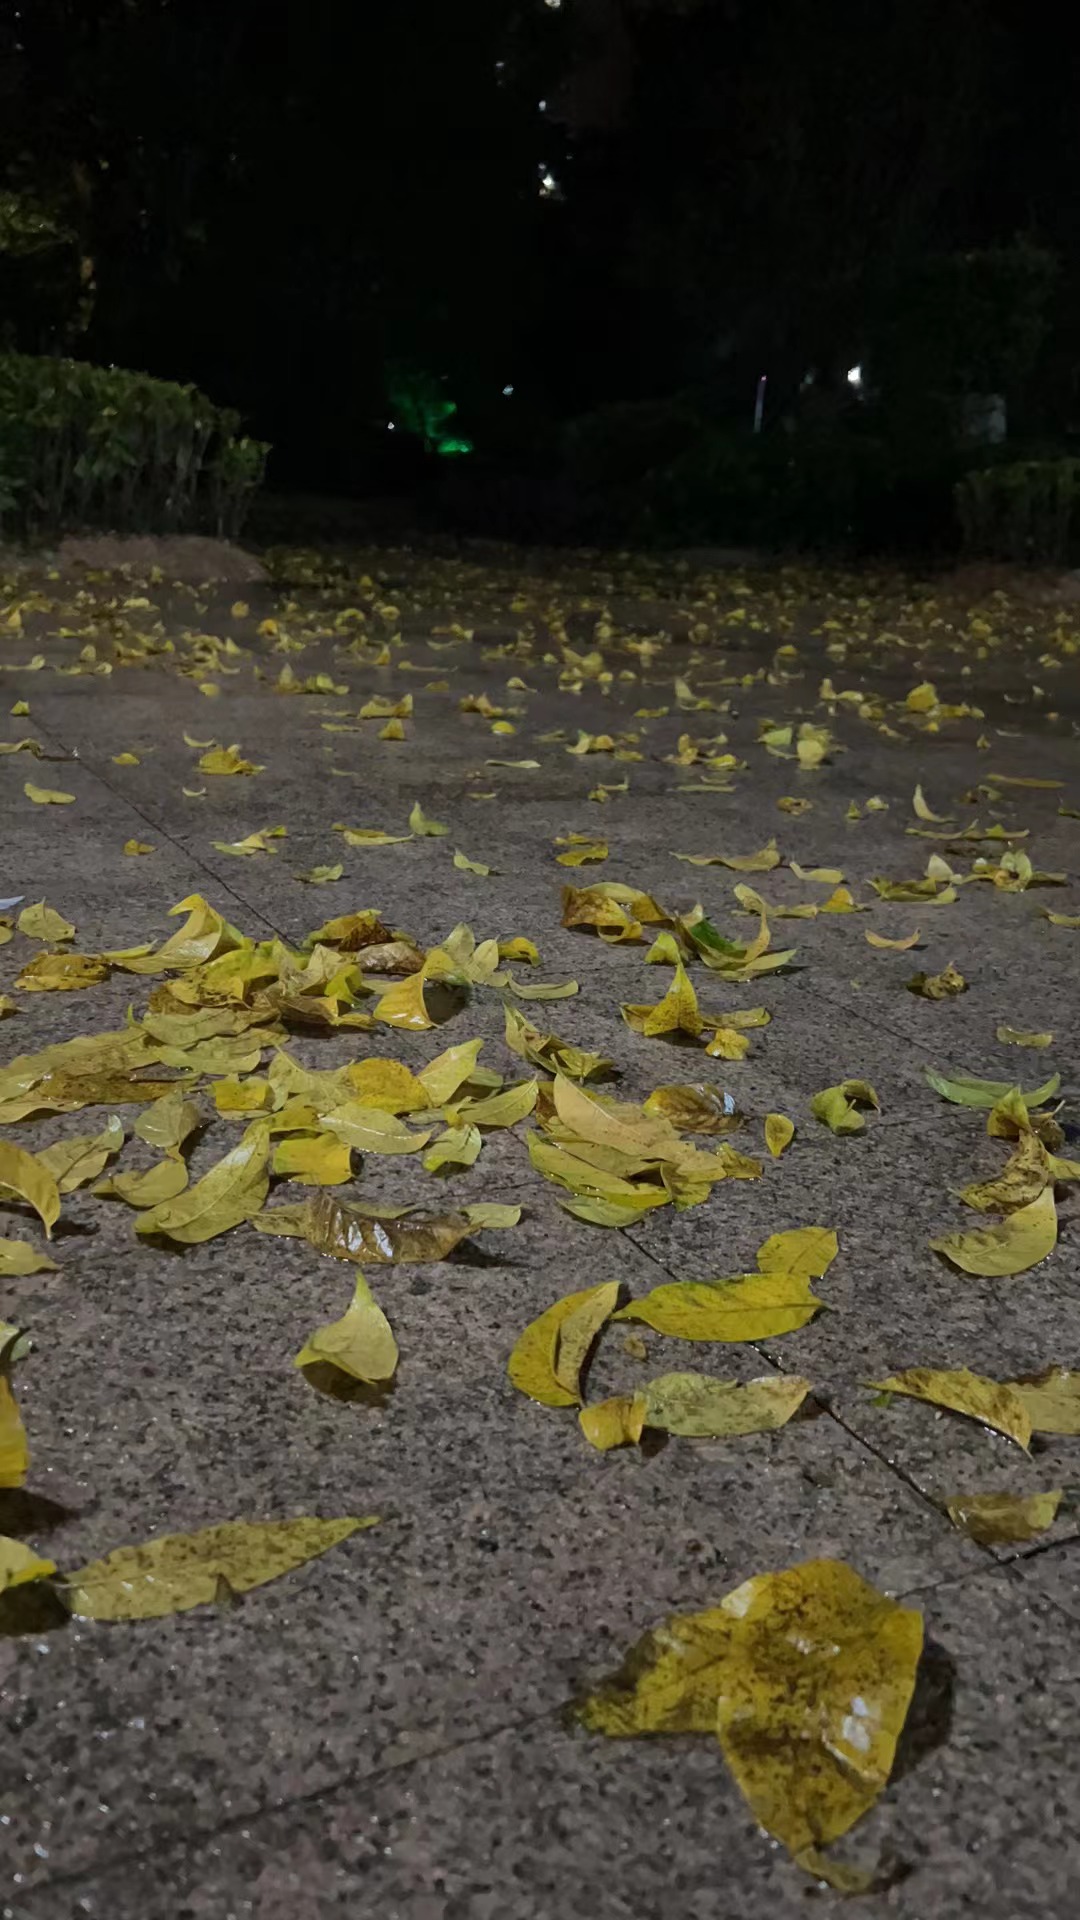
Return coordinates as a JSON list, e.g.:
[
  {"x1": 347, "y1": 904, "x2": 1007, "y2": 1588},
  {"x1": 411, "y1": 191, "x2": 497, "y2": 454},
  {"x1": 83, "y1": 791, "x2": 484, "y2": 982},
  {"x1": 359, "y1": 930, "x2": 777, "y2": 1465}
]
[
  {"x1": 0, "y1": 353, "x2": 269, "y2": 539},
  {"x1": 956, "y1": 459, "x2": 1080, "y2": 565}
]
